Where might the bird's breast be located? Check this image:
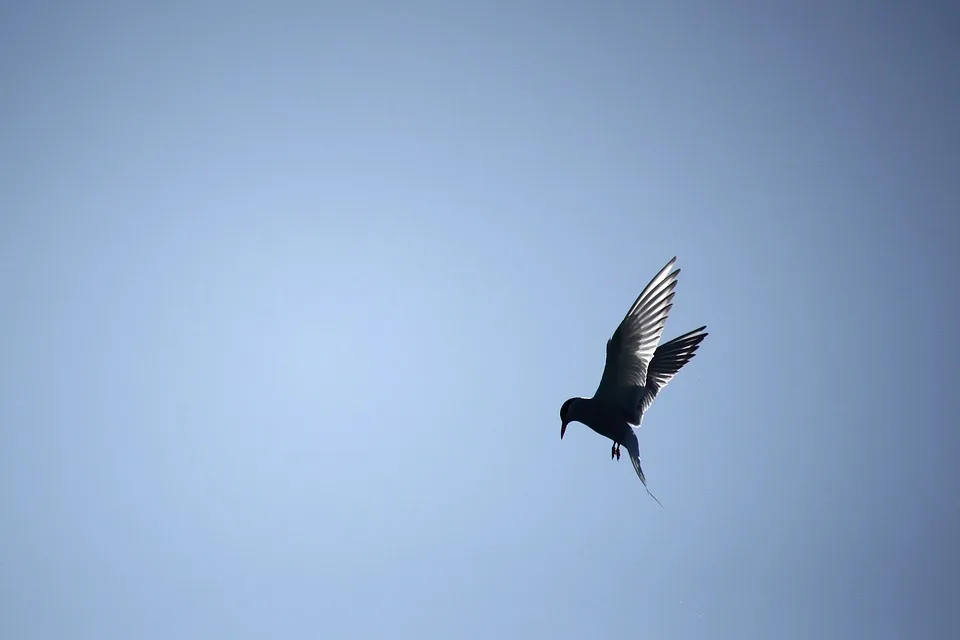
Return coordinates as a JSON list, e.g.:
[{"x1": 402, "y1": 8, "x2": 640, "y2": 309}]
[{"x1": 582, "y1": 416, "x2": 632, "y2": 443}]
